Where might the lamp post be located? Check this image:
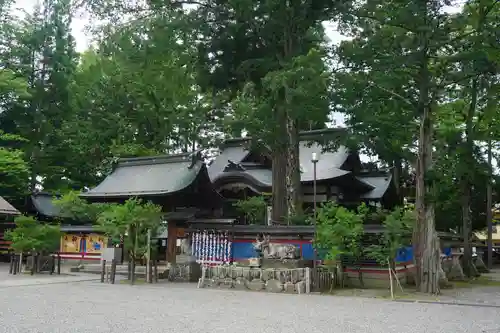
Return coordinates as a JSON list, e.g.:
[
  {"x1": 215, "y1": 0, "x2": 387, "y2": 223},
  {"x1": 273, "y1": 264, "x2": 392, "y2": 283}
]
[{"x1": 311, "y1": 152, "x2": 319, "y2": 268}]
